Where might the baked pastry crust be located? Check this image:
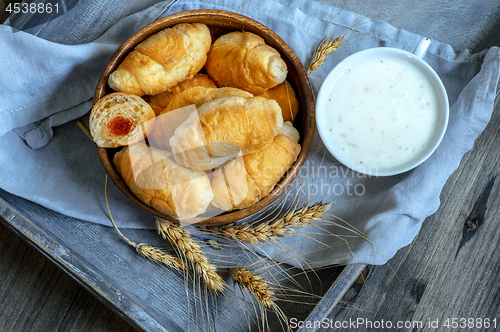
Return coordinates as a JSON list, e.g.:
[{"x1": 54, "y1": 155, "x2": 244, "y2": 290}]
[
  {"x1": 108, "y1": 23, "x2": 211, "y2": 96},
  {"x1": 211, "y1": 122, "x2": 301, "y2": 211},
  {"x1": 89, "y1": 92, "x2": 155, "y2": 148},
  {"x1": 149, "y1": 86, "x2": 253, "y2": 150},
  {"x1": 169, "y1": 95, "x2": 284, "y2": 170},
  {"x1": 205, "y1": 31, "x2": 287, "y2": 94},
  {"x1": 256, "y1": 80, "x2": 299, "y2": 122},
  {"x1": 113, "y1": 143, "x2": 214, "y2": 220},
  {"x1": 148, "y1": 73, "x2": 217, "y2": 115}
]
